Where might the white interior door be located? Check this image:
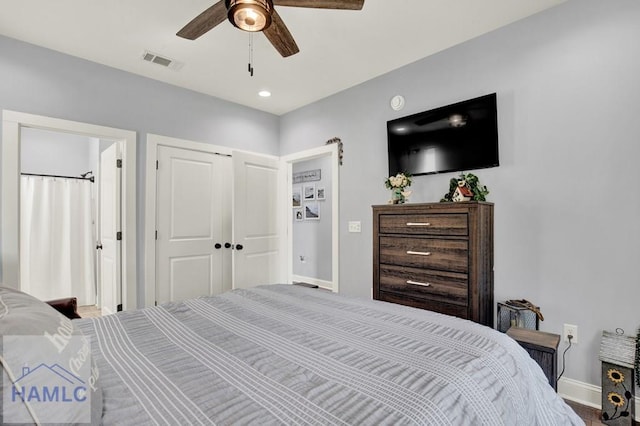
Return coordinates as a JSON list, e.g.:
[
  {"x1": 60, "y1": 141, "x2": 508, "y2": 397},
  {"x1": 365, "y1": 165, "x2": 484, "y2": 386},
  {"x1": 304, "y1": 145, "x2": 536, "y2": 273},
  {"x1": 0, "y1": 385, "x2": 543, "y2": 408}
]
[
  {"x1": 232, "y1": 151, "x2": 283, "y2": 288},
  {"x1": 98, "y1": 142, "x2": 121, "y2": 315},
  {"x1": 156, "y1": 145, "x2": 232, "y2": 304}
]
